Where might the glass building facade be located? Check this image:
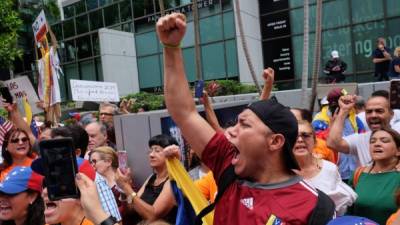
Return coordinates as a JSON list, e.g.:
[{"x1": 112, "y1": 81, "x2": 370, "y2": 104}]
[
  {"x1": 51, "y1": 0, "x2": 236, "y2": 100},
  {"x1": 261, "y1": 0, "x2": 400, "y2": 89}
]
